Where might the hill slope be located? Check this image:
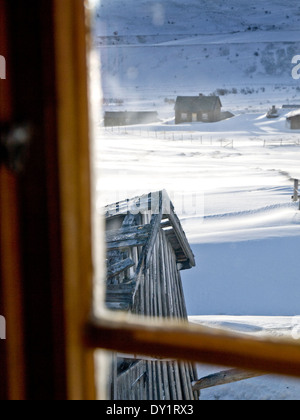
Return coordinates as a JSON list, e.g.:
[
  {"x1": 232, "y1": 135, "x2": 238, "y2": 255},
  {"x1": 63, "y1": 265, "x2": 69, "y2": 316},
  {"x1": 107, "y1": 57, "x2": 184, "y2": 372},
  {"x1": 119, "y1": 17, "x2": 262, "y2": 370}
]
[{"x1": 95, "y1": 0, "x2": 300, "y2": 102}]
